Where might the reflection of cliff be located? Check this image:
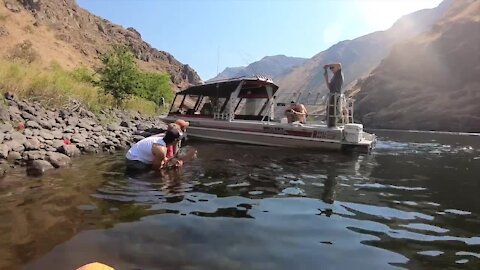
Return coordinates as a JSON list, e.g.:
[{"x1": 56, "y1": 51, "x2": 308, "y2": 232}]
[{"x1": 354, "y1": 0, "x2": 480, "y2": 132}]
